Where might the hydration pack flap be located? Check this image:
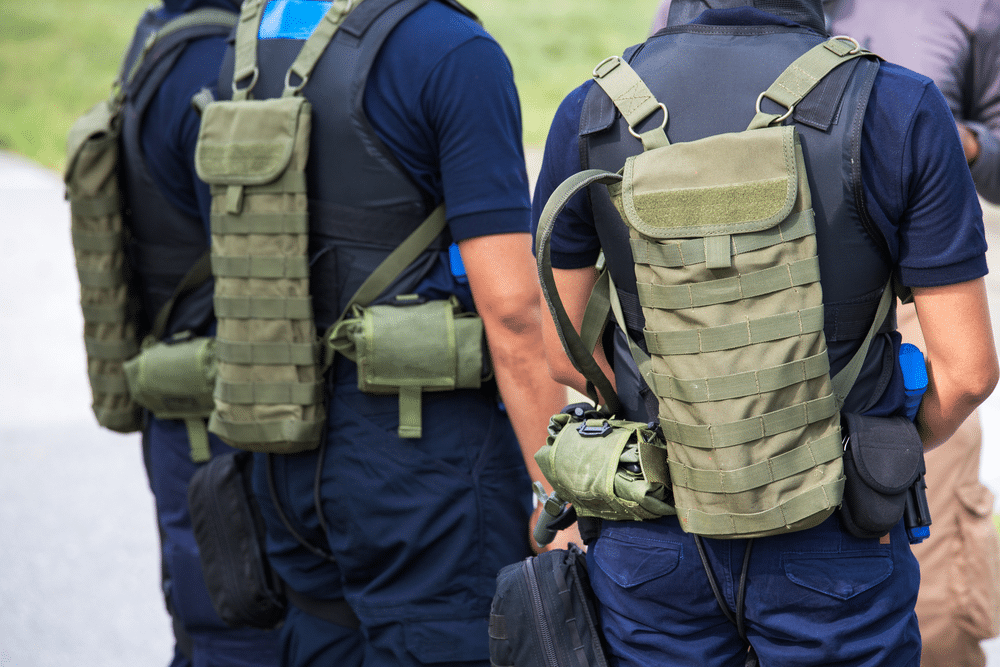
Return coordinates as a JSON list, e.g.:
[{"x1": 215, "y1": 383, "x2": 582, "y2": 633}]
[{"x1": 537, "y1": 38, "x2": 891, "y2": 539}]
